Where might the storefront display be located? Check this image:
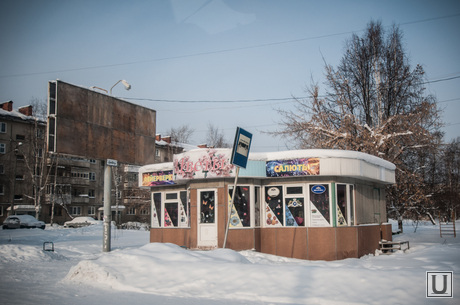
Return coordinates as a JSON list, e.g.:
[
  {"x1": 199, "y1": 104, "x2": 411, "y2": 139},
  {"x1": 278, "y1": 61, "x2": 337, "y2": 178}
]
[{"x1": 139, "y1": 148, "x2": 396, "y2": 260}]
